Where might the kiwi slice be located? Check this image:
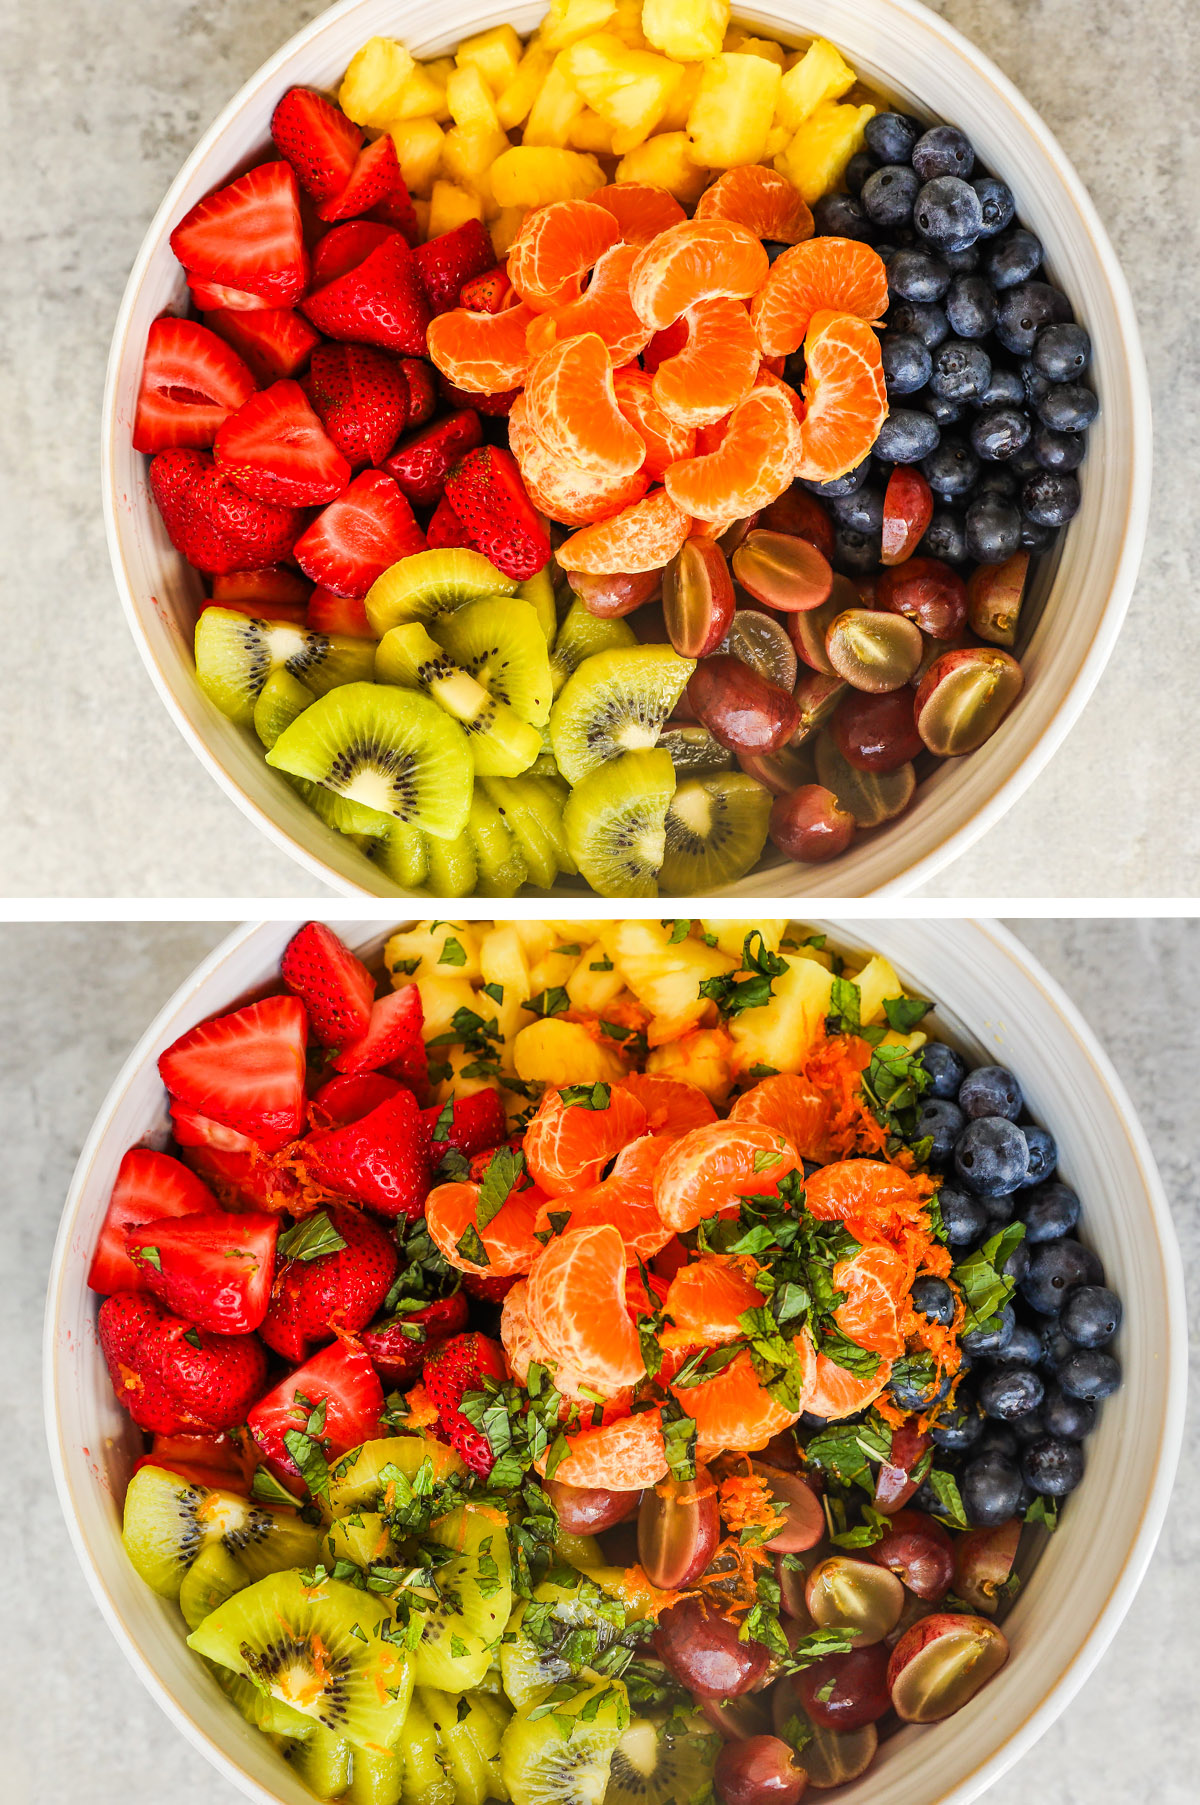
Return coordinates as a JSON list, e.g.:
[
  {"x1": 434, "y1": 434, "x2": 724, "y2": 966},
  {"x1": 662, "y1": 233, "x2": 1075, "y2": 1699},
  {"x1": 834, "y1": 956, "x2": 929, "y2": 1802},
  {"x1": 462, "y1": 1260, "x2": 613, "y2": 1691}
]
[
  {"x1": 196, "y1": 607, "x2": 375, "y2": 727},
  {"x1": 377, "y1": 623, "x2": 542, "y2": 777},
  {"x1": 550, "y1": 601, "x2": 638, "y2": 698},
  {"x1": 345, "y1": 1741, "x2": 404, "y2": 1805},
  {"x1": 288, "y1": 775, "x2": 396, "y2": 840},
  {"x1": 254, "y1": 669, "x2": 315, "y2": 750},
  {"x1": 466, "y1": 788, "x2": 528, "y2": 897},
  {"x1": 500, "y1": 1577, "x2": 630, "y2": 1708},
  {"x1": 188, "y1": 1569, "x2": 414, "y2": 1750},
  {"x1": 211, "y1": 1659, "x2": 317, "y2": 1742},
  {"x1": 480, "y1": 775, "x2": 574, "y2": 888},
  {"x1": 371, "y1": 819, "x2": 431, "y2": 890},
  {"x1": 365, "y1": 548, "x2": 517, "y2": 635},
  {"x1": 327, "y1": 1437, "x2": 466, "y2": 1517},
  {"x1": 419, "y1": 1689, "x2": 507, "y2": 1805},
  {"x1": 266, "y1": 683, "x2": 473, "y2": 839},
  {"x1": 427, "y1": 831, "x2": 478, "y2": 898},
  {"x1": 550, "y1": 647, "x2": 693, "y2": 786},
  {"x1": 500, "y1": 1679, "x2": 628, "y2": 1805},
  {"x1": 605, "y1": 1717, "x2": 717, "y2": 1805},
  {"x1": 530, "y1": 723, "x2": 560, "y2": 778},
  {"x1": 394, "y1": 1694, "x2": 454, "y2": 1805},
  {"x1": 412, "y1": 1503, "x2": 514, "y2": 1692},
  {"x1": 179, "y1": 1541, "x2": 248, "y2": 1633},
  {"x1": 659, "y1": 772, "x2": 772, "y2": 894},
  {"x1": 432, "y1": 596, "x2": 553, "y2": 730},
  {"x1": 323, "y1": 1510, "x2": 393, "y2": 1572},
  {"x1": 518, "y1": 568, "x2": 559, "y2": 646},
  {"x1": 563, "y1": 749, "x2": 675, "y2": 898},
  {"x1": 290, "y1": 1727, "x2": 353, "y2": 1800},
  {"x1": 658, "y1": 724, "x2": 734, "y2": 776},
  {"x1": 121, "y1": 1465, "x2": 321, "y2": 1600}
]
